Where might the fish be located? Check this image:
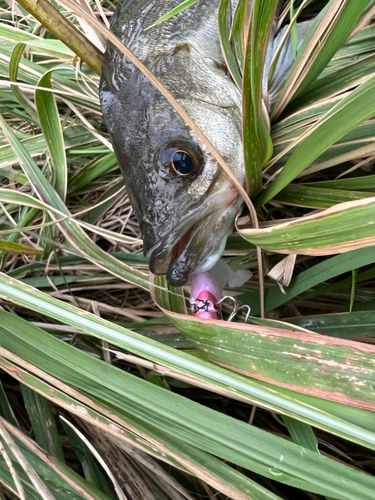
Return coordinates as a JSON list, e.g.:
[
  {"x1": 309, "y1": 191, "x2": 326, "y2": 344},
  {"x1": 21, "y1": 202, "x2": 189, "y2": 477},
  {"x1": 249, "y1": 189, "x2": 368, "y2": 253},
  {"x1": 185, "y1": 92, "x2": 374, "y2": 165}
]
[
  {"x1": 99, "y1": 0, "x2": 312, "y2": 287},
  {"x1": 100, "y1": 0, "x2": 244, "y2": 286}
]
